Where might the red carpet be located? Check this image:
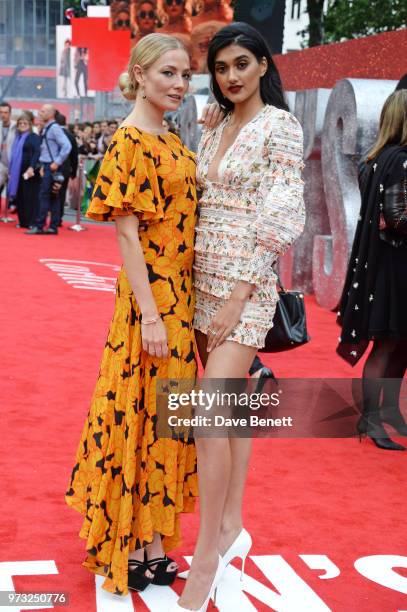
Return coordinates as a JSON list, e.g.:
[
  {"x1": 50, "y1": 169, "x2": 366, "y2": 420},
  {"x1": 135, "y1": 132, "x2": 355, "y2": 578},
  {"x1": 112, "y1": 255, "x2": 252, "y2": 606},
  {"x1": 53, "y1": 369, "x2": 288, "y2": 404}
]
[{"x1": 1, "y1": 220, "x2": 406, "y2": 612}]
